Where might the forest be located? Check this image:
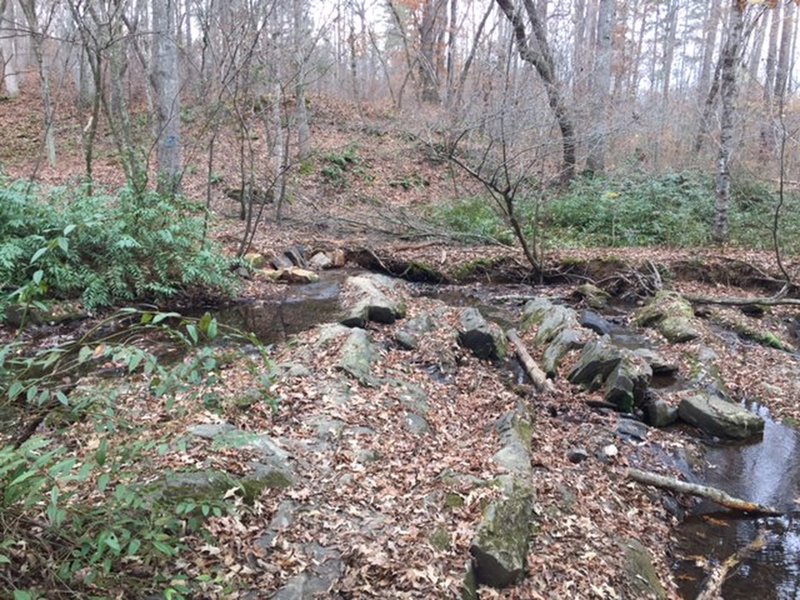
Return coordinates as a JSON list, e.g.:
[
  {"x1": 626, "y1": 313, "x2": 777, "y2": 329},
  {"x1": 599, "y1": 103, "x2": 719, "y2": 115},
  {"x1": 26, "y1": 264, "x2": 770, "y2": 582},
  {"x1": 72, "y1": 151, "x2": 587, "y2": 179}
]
[{"x1": 1, "y1": 0, "x2": 800, "y2": 598}]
